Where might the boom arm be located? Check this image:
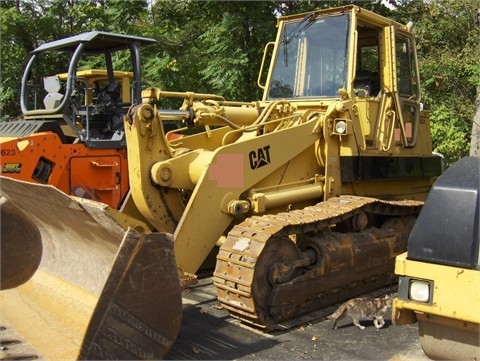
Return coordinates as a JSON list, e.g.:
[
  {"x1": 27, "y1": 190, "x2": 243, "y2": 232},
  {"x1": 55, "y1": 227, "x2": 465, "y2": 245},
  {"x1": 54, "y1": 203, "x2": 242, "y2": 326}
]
[{"x1": 124, "y1": 100, "x2": 324, "y2": 281}]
